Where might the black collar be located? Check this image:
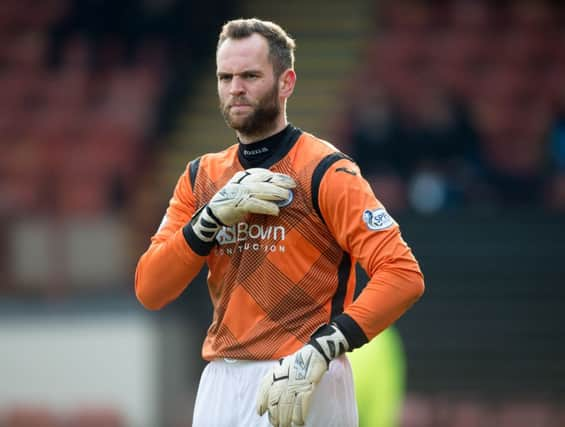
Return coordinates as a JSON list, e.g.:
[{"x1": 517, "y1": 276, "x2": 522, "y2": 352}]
[{"x1": 237, "y1": 124, "x2": 302, "y2": 169}]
